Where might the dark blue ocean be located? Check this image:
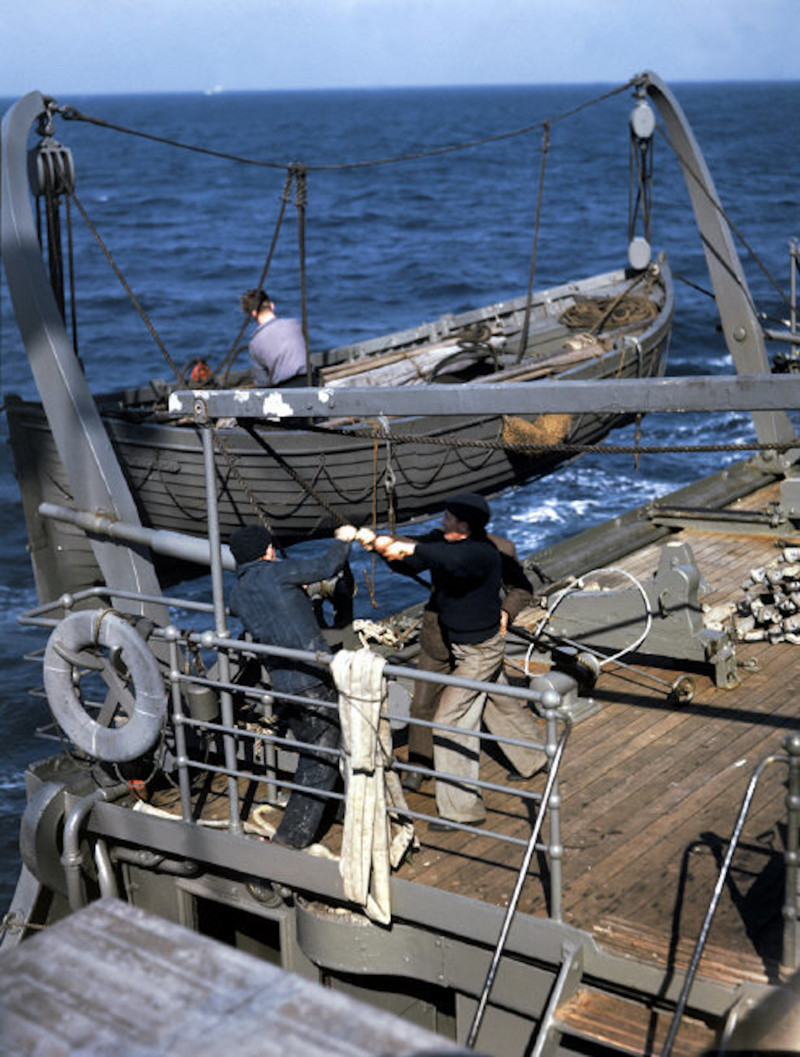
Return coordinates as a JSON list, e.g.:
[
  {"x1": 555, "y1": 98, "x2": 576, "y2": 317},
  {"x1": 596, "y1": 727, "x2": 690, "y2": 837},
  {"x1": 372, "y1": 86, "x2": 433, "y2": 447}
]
[{"x1": 1, "y1": 80, "x2": 798, "y2": 914}]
